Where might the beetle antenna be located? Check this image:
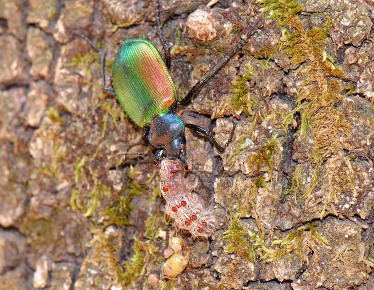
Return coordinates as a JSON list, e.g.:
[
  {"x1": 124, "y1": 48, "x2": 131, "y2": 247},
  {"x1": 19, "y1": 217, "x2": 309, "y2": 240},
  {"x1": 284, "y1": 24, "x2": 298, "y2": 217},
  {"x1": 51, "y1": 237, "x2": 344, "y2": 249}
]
[
  {"x1": 155, "y1": 0, "x2": 172, "y2": 70},
  {"x1": 109, "y1": 152, "x2": 150, "y2": 160},
  {"x1": 72, "y1": 30, "x2": 100, "y2": 52}
]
